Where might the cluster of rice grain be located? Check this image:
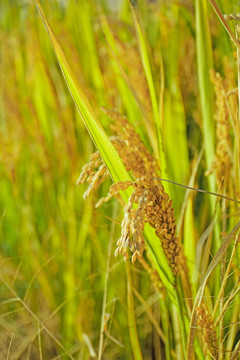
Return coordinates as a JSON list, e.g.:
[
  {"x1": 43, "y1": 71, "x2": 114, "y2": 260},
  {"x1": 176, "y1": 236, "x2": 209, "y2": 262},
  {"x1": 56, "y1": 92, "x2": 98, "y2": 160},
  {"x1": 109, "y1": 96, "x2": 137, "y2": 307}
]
[
  {"x1": 77, "y1": 109, "x2": 159, "y2": 208},
  {"x1": 196, "y1": 304, "x2": 219, "y2": 360},
  {"x1": 76, "y1": 151, "x2": 108, "y2": 199},
  {"x1": 209, "y1": 69, "x2": 232, "y2": 184},
  {"x1": 111, "y1": 176, "x2": 183, "y2": 275},
  {"x1": 78, "y1": 113, "x2": 184, "y2": 275},
  {"x1": 104, "y1": 108, "x2": 159, "y2": 178}
]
